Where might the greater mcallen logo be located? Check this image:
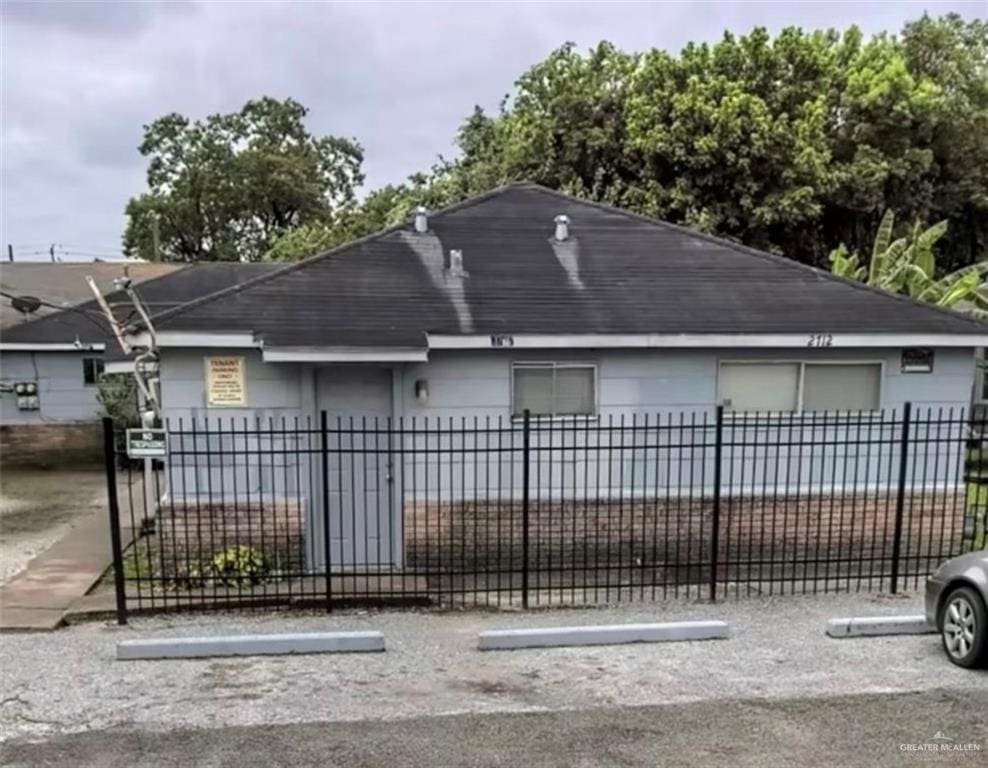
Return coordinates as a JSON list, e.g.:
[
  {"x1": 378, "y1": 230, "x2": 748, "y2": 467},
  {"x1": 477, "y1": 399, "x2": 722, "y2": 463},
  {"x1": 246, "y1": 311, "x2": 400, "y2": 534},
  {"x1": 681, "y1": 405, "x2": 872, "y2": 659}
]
[{"x1": 899, "y1": 732, "x2": 983, "y2": 754}]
